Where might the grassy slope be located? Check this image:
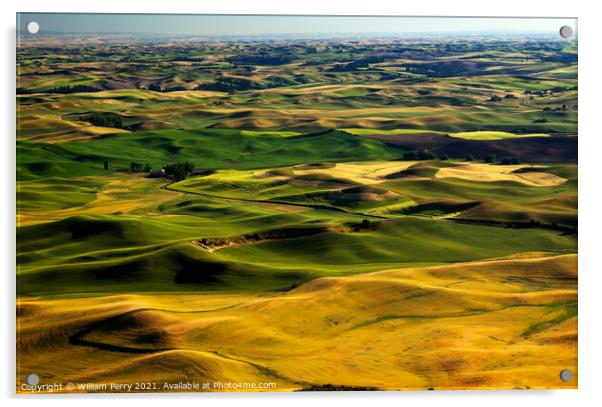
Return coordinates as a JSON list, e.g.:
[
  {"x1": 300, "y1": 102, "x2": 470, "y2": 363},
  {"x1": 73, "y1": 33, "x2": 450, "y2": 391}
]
[
  {"x1": 16, "y1": 41, "x2": 578, "y2": 392},
  {"x1": 17, "y1": 210, "x2": 576, "y2": 296},
  {"x1": 17, "y1": 155, "x2": 577, "y2": 297},
  {"x1": 18, "y1": 129, "x2": 401, "y2": 179},
  {"x1": 17, "y1": 254, "x2": 577, "y2": 392},
  {"x1": 171, "y1": 161, "x2": 577, "y2": 227}
]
